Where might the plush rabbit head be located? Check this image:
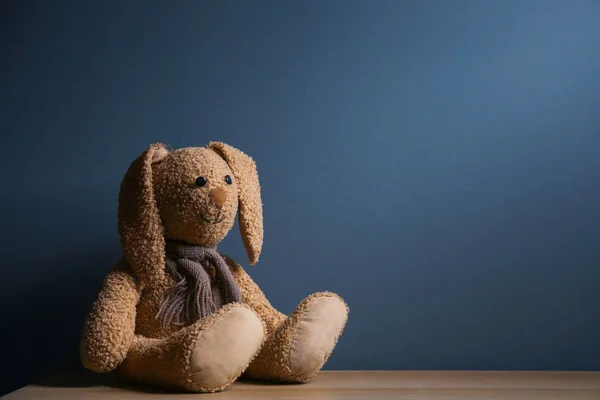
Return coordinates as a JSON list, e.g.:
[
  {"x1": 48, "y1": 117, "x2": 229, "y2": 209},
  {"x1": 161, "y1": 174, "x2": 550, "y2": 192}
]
[{"x1": 118, "y1": 142, "x2": 263, "y2": 285}]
